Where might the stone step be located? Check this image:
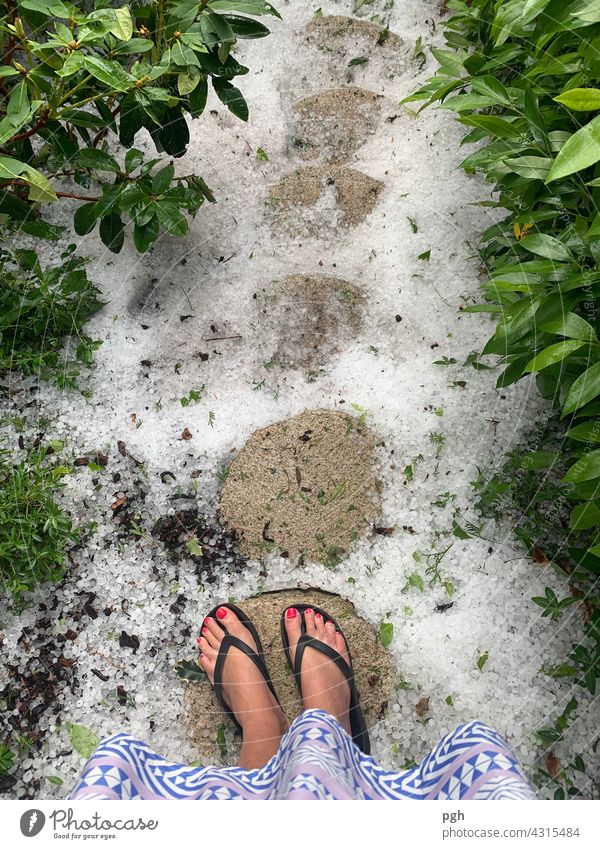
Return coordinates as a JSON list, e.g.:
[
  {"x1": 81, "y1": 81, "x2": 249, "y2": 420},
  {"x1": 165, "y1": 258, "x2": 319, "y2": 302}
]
[
  {"x1": 305, "y1": 14, "x2": 405, "y2": 79},
  {"x1": 293, "y1": 86, "x2": 383, "y2": 164},
  {"x1": 268, "y1": 164, "x2": 383, "y2": 234},
  {"x1": 219, "y1": 409, "x2": 381, "y2": 564},
  {"x1": 185, "y1": 587, "x2": 393, "y2": 760},
  {"x1": 255, "y1": 273, "x2": 364, "y2": 371}
]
